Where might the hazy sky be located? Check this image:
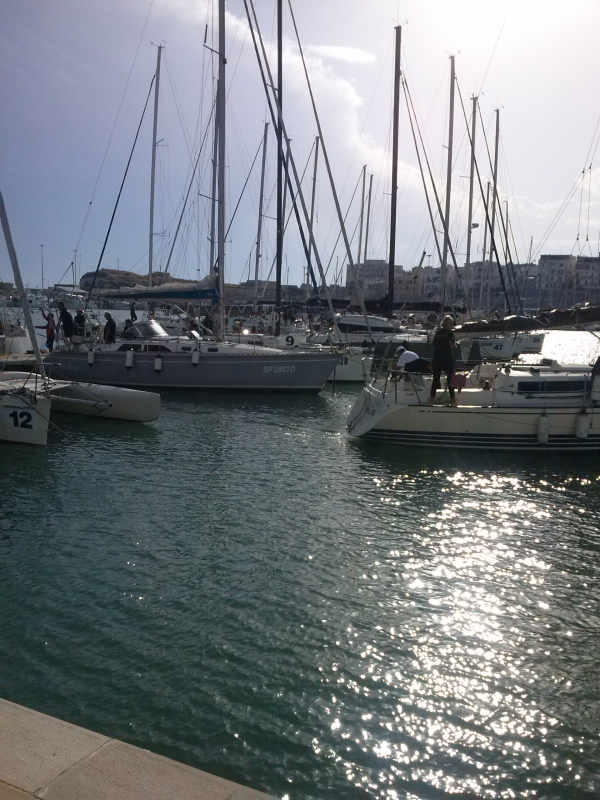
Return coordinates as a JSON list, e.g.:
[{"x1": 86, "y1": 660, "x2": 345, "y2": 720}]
[{"x1": 1, "y1": 0, "x2": 599, "y2": 290}]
